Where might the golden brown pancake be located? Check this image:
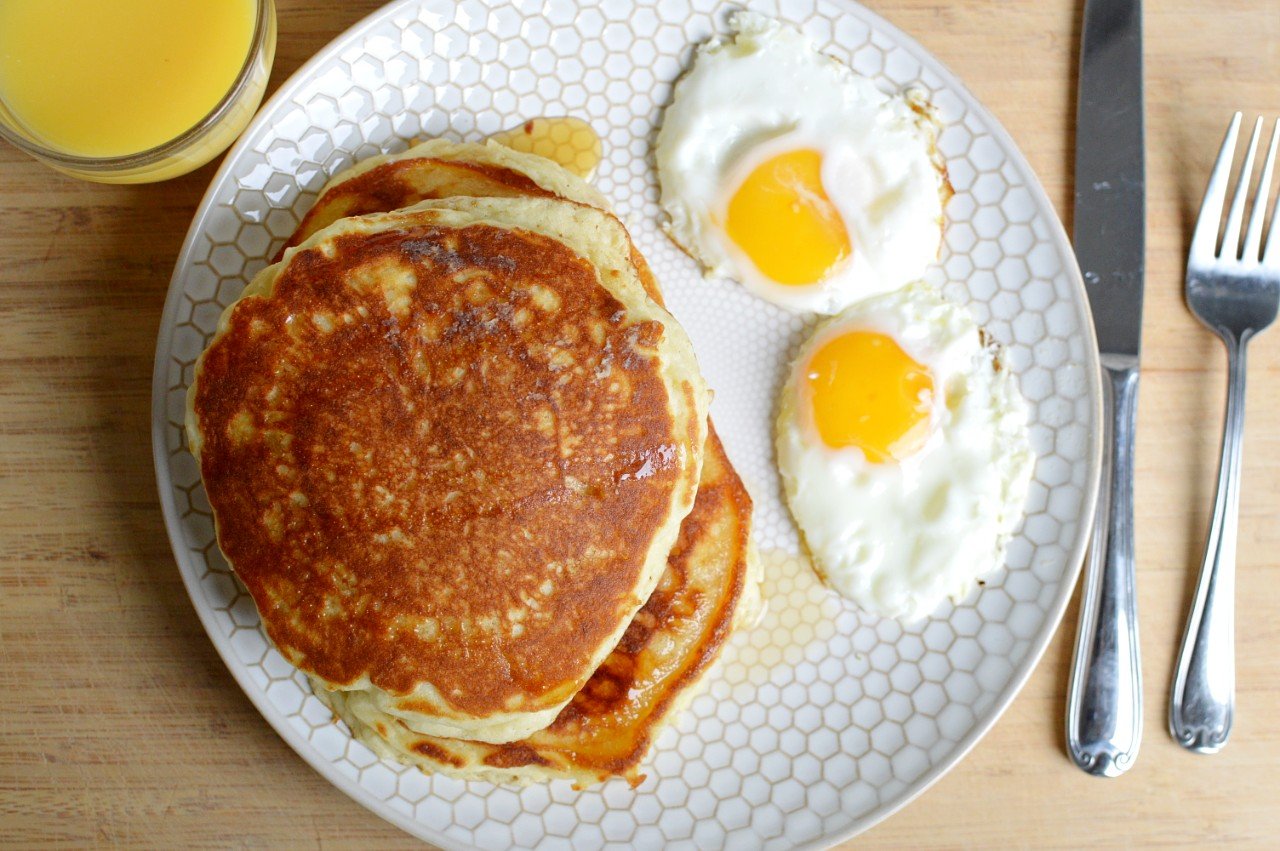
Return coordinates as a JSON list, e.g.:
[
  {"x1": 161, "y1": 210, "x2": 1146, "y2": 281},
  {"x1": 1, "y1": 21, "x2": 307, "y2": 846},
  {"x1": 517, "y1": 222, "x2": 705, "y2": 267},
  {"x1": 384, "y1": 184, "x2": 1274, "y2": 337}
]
[
  {"x1": 280, "y1": 139, "x2": 675, "y2": 336},
  {"x1": 277, "y1": 138, "x2": 608, "y2": 261},
  {"x1": 187, "y1": 197, "x2": 708, "y2": 743},
  {"x1": 318, "y1": 425, "x2": 757, "y2": 787},
  {"x1": 283, "y1": 140, "x2": 759, "y2": 785}
]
